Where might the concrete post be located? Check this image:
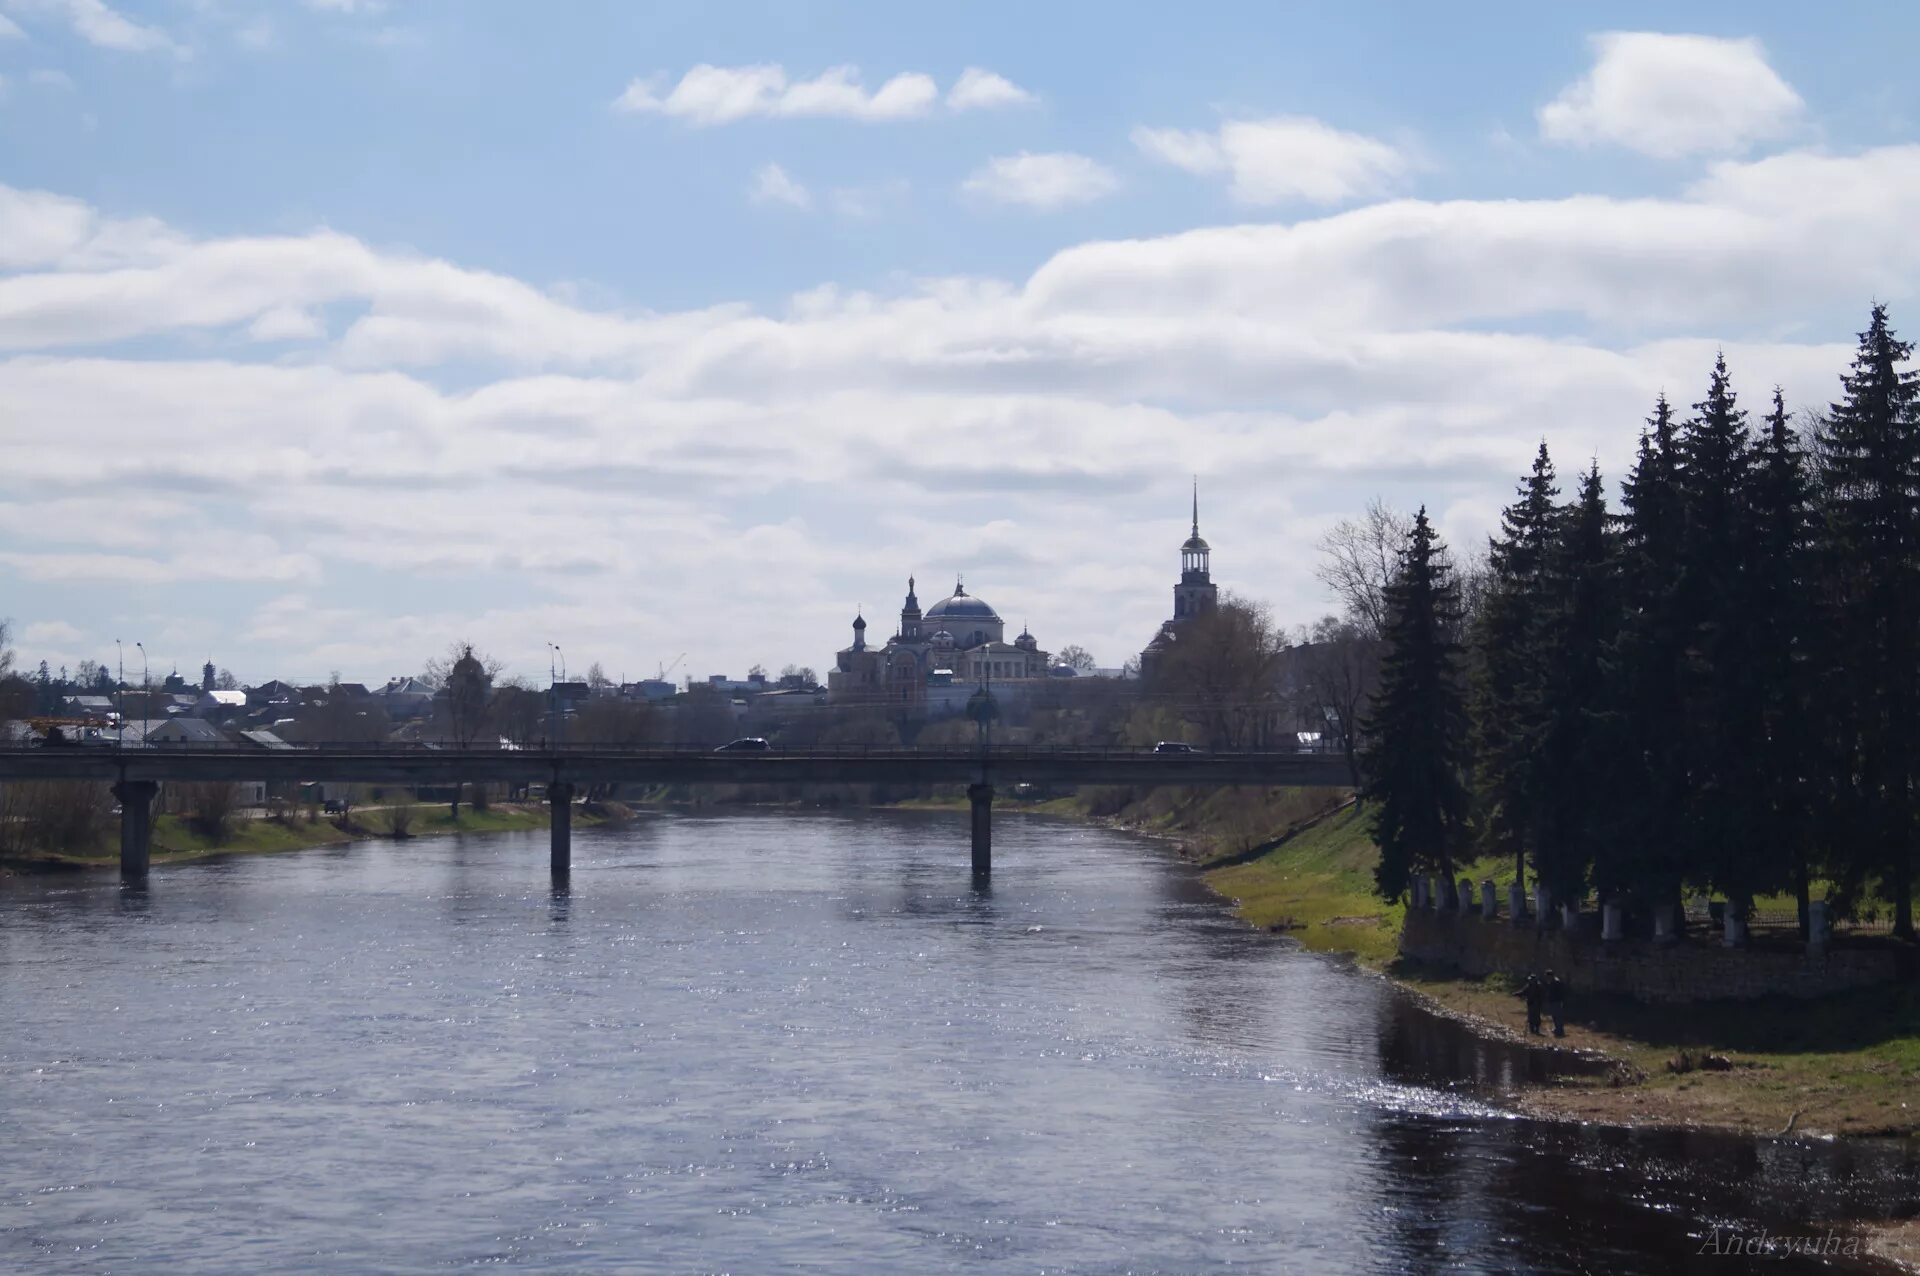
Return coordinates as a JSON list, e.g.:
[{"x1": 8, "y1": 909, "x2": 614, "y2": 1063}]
[
  {"x1": 1508, "y1": 880, "x2": 1527, "y2": 926},
  {"x1": 1723, "y1": 907, "x2": 1747, "y2": 949},
  {"x1": 1439, "y1": 875, "x2": 1458, "y2": 911},
  {"x1": 1602, "y1": 900, "x2": 1624, "y2": 941},
  {"x1": 1480, "y1": 880, "x2": 1498, "y2": 919},
  {"x1": 1653, "y1": 903, "x2": 1678, "y2": 945},
  {"x1": 549, "y1": 781, "x2": 574, "y2": 878},
  {"x1": 1808, "y1": 900, "x2": 1830, "y2": 954},
  {"x1": 968, "y1": 783, "x2": 993, "y2": 878},
  {"x1": 1560, "y1": 902, "x2": 1579, "y2": 932},
  {"x1": 1458, "y1": 878, "x2": 1475, "y2": 916},
  {"x1": 1534, "y1": 884, "x2": 1553, "y2": 930},
  {"x1": 112, "y1": 779, "x2": 158, "y2": 881}
]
